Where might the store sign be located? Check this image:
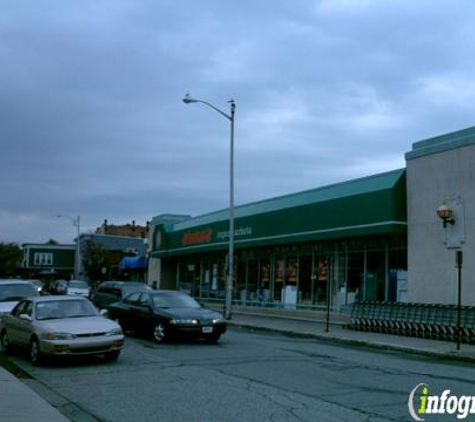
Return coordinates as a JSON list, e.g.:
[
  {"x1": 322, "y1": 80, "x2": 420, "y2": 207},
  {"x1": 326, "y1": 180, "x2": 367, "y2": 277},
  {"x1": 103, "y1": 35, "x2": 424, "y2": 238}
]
[
  {"x1": 182, "y1": 229, "x2": 213, "y2": 246},
  {"x1": 217, "y1": 226, "x2": 253, "y2": 241}
]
